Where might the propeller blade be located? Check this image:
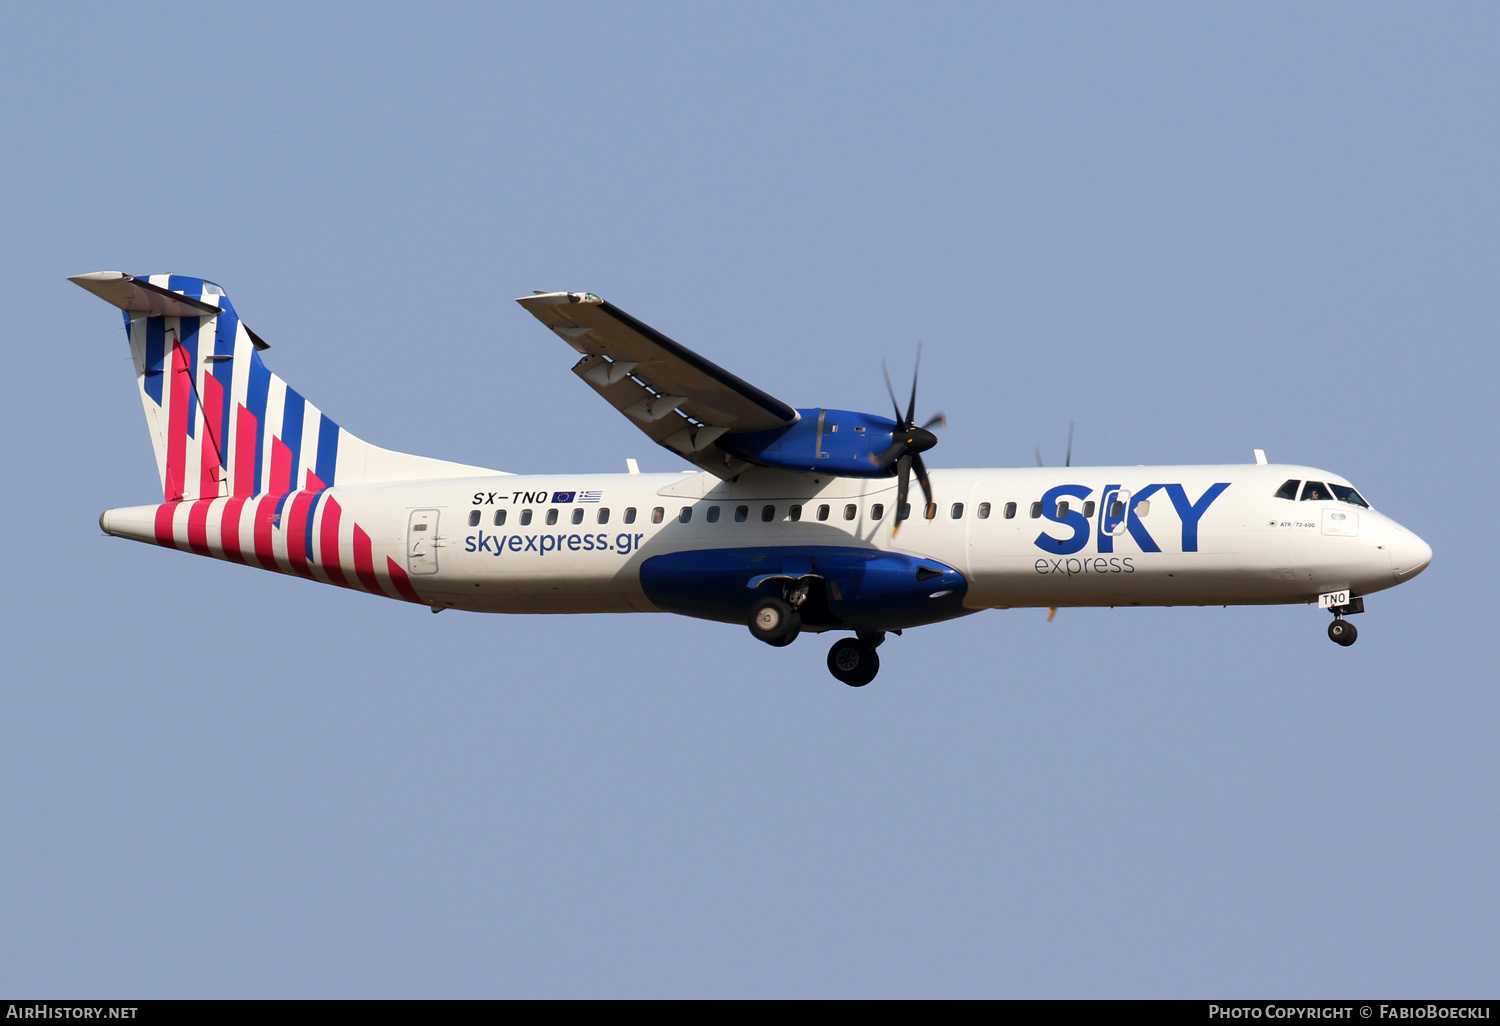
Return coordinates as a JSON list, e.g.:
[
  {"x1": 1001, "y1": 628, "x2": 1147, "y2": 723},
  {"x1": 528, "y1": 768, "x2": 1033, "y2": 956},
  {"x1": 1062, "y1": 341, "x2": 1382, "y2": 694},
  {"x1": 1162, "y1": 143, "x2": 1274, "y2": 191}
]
[
  {"x1": 1034, "y1": 446, "x2": 1044, "y2": 468},
  {"x1": 1047, "y1": 607, "x2": 1058, "y2": 622},
  {"x1": 905, "y1": 343, "x2": 922, "y2": 426},
  {"x1": 875, "y1": 438, "x2": 905, "y2": 470},
  {"x1": 912, "y1": 452, "x2": 933, "y2": 510},
  {"x1": 1065, "y1": 421, "x2": 1075, "y2": 468},
  {"x1": 881, "y1": 361, "x2": 903, "y2": 424},
  {"x1": 892, "y1": 454, "x2": 912, "y2": 535},
  {"x1": 921, "y1": 412, "x2": 946, "y2": 431}
]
